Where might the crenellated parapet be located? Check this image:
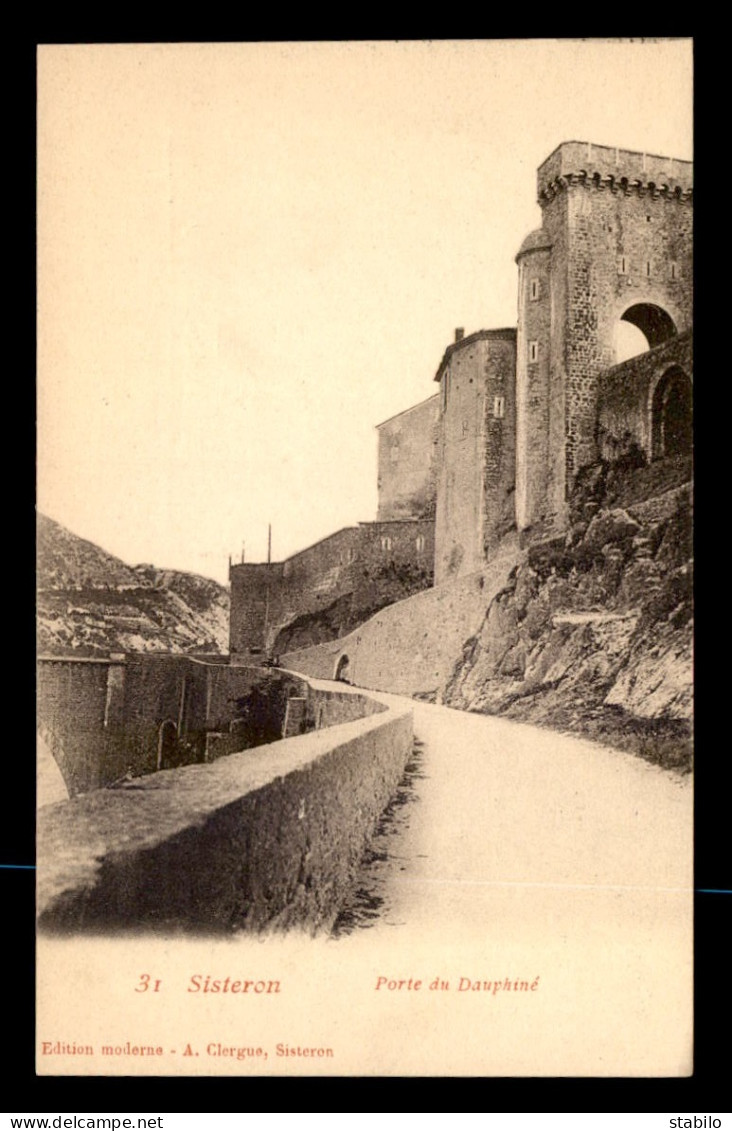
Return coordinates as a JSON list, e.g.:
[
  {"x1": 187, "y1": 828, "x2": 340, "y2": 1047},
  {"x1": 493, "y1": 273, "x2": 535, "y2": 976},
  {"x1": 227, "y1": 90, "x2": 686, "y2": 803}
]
[
  {"x1": 538, "y1": 141, "x2": 693, "y2": 206},
  {"x1": 540, "y1": 172, "x2": 693, "y2": 205}
]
